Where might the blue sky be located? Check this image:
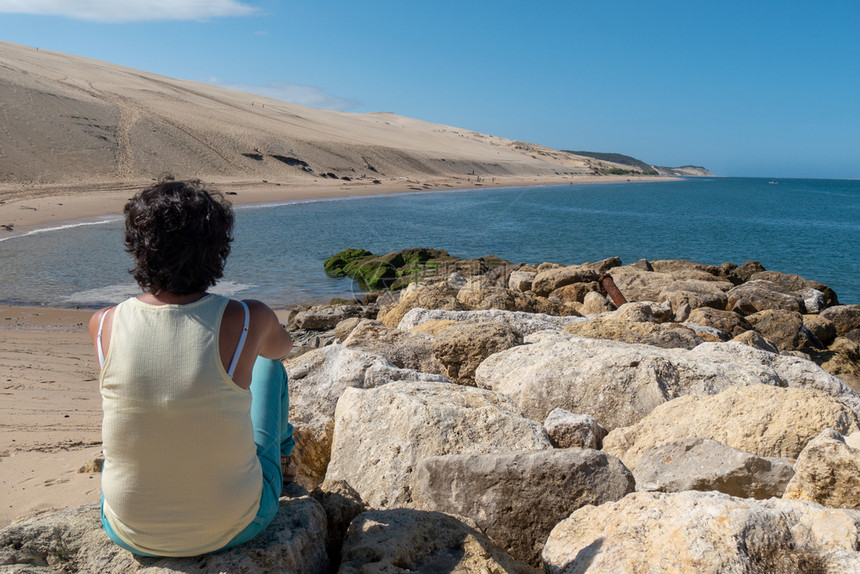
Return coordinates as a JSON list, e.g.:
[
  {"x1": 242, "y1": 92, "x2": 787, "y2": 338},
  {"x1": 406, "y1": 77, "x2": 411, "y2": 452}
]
[{"x1": 0, "y1": 1, "x2": 857, "y2": 179}]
